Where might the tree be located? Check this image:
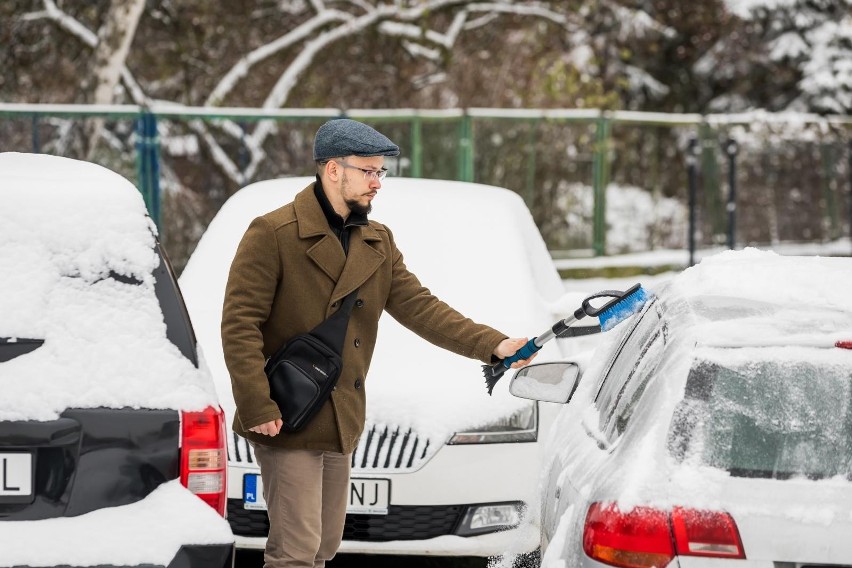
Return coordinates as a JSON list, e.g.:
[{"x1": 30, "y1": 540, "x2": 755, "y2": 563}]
[{"x1": 13, "y1": 0, "x2": 672, "y2": 185}]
